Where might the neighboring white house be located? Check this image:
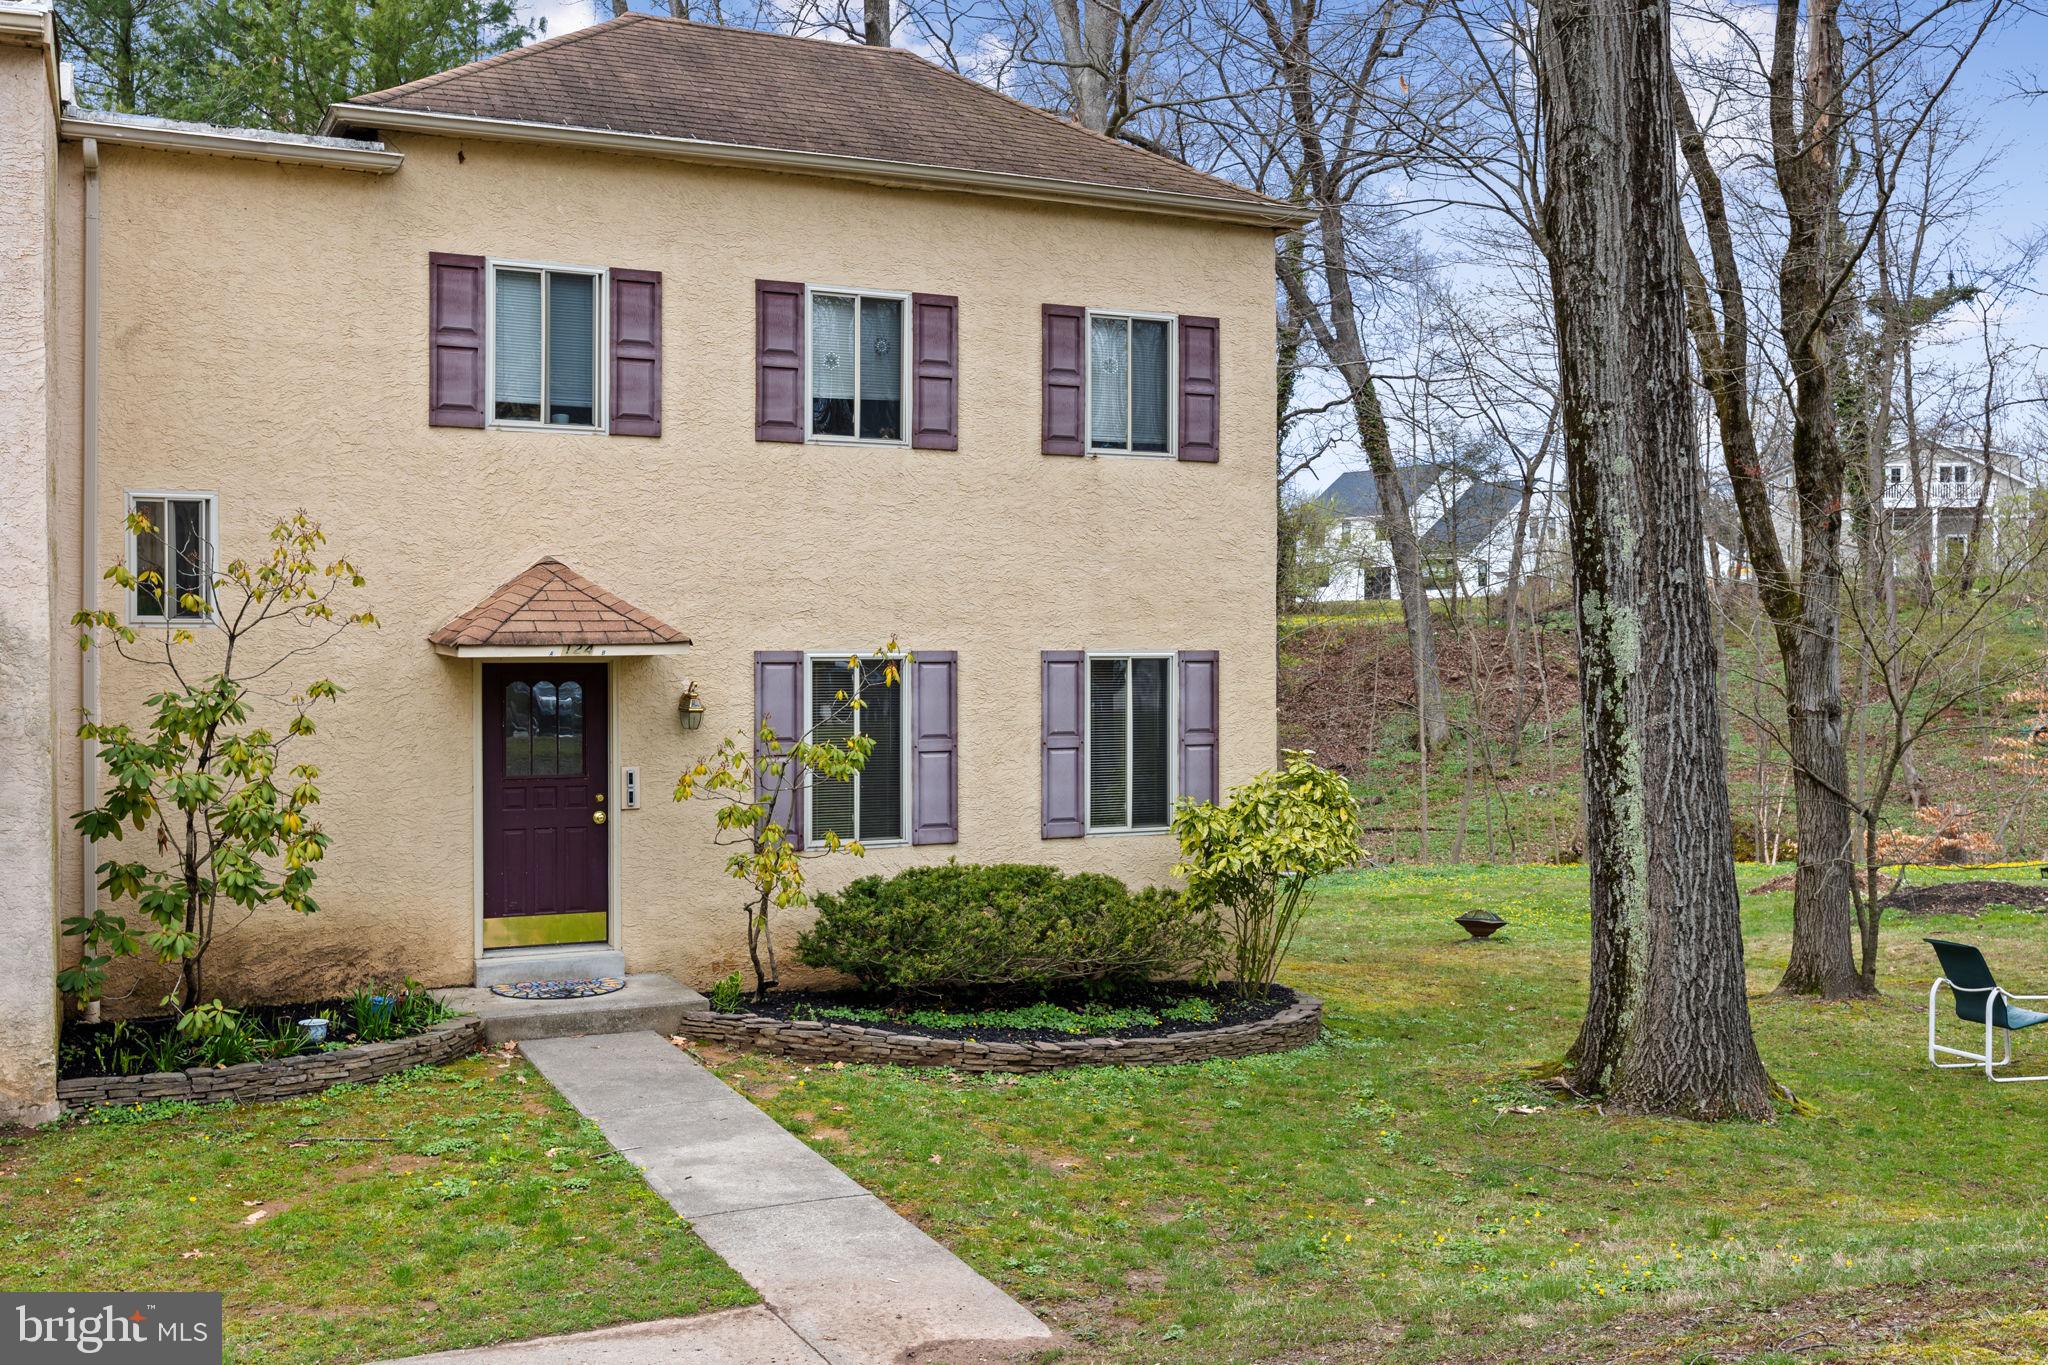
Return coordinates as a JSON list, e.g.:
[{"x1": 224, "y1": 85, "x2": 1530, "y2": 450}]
[
  {"x1": 1309, "y1": 466, "x2": 1556, "y2": 603},
  {"x1": 1877, "y1": 442, "x2": 2035, "y2": 566}
]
